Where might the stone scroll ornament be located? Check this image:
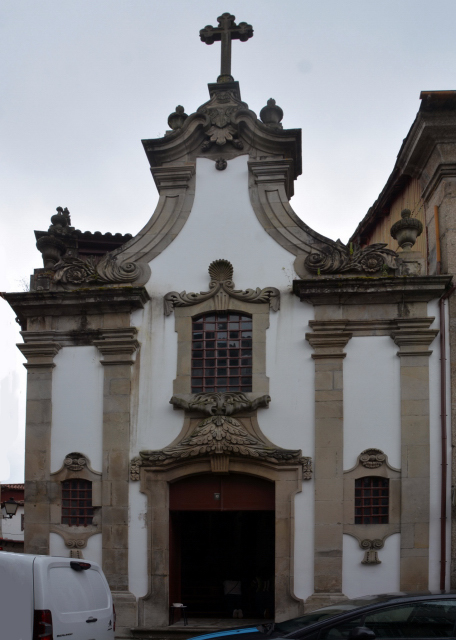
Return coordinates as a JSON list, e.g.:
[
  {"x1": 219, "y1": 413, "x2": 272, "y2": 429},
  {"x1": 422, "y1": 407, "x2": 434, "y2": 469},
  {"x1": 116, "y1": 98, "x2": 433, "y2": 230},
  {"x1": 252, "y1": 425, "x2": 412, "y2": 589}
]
[
  {"x1": 304, "y1": 241, "x2": 399, "y2": 275},
  {"x1": 52, "y1": 254, "x2": 141, "y2": 285},
  {"x1": 359, "y1": 448, "x2": 386, "y2": 469},
  {"x1": 164, "y1": 259, "x2": 280, "y2": 315},
  {"x1": 360, "y1": 538, "x2": 384, "y2": 565},
  {"x1": 130, "y1": 391, "x2": 312, "y2": 479}
]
